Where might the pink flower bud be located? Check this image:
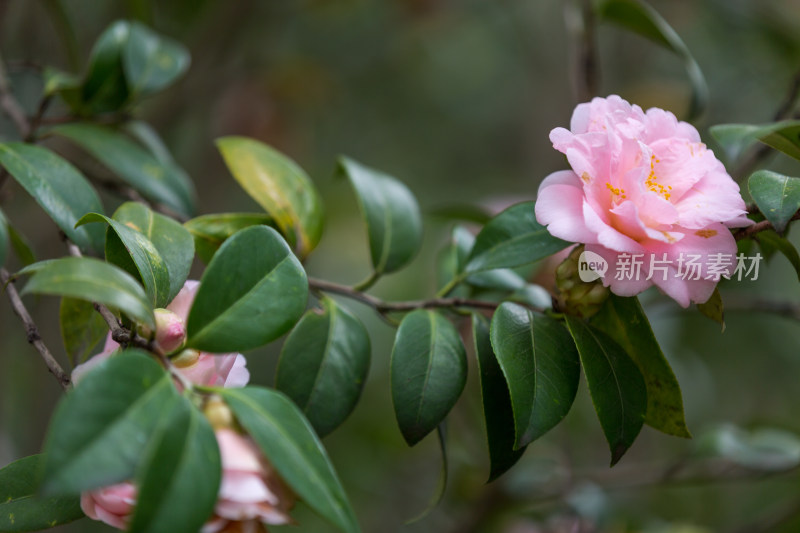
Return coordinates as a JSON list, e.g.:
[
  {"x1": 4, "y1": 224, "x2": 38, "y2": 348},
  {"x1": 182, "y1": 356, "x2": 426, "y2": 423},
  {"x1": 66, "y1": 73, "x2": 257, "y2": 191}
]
[
  {"x1": 154, "y1": 308, "x2": 187, "y2": 353},
  {"x1": 80, "y1": 482, "x2": 136, "y2": 530}
]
